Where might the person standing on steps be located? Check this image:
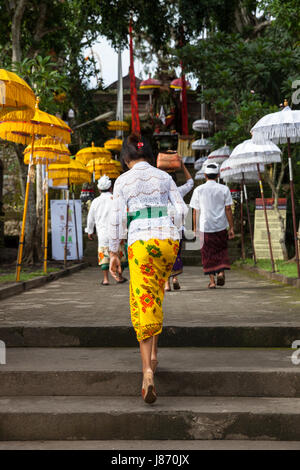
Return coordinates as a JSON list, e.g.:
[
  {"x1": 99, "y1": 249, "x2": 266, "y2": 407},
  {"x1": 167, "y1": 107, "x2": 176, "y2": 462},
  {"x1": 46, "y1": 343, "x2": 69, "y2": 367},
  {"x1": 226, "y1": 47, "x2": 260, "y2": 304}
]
[
  {"x1": 109, "y1": 133, "x2": 188, "y2": 404},
  {"x1": 189, "y1": 162, "x2": 235, "y2": 289},
  {"x1": 165, "y1": 161, "x2": 194, "y2": 291},
  {"x1": 87, "y1": 174, "x2": 127, "y2": 286}
]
